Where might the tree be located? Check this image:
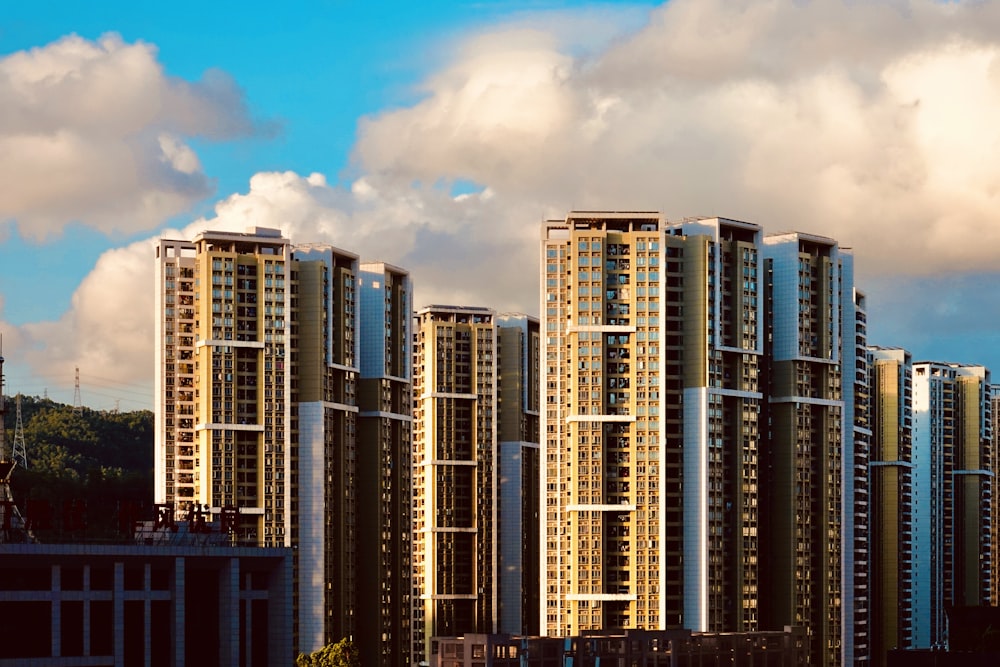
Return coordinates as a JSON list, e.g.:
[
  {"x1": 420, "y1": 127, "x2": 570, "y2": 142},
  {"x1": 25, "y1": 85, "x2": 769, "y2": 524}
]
[
  {"x1": 5, "y1": 398, "x2": 154, "y2": 540},
  {"x1": 295, "y1": 638, "x2": 360, "y2": 667}
]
